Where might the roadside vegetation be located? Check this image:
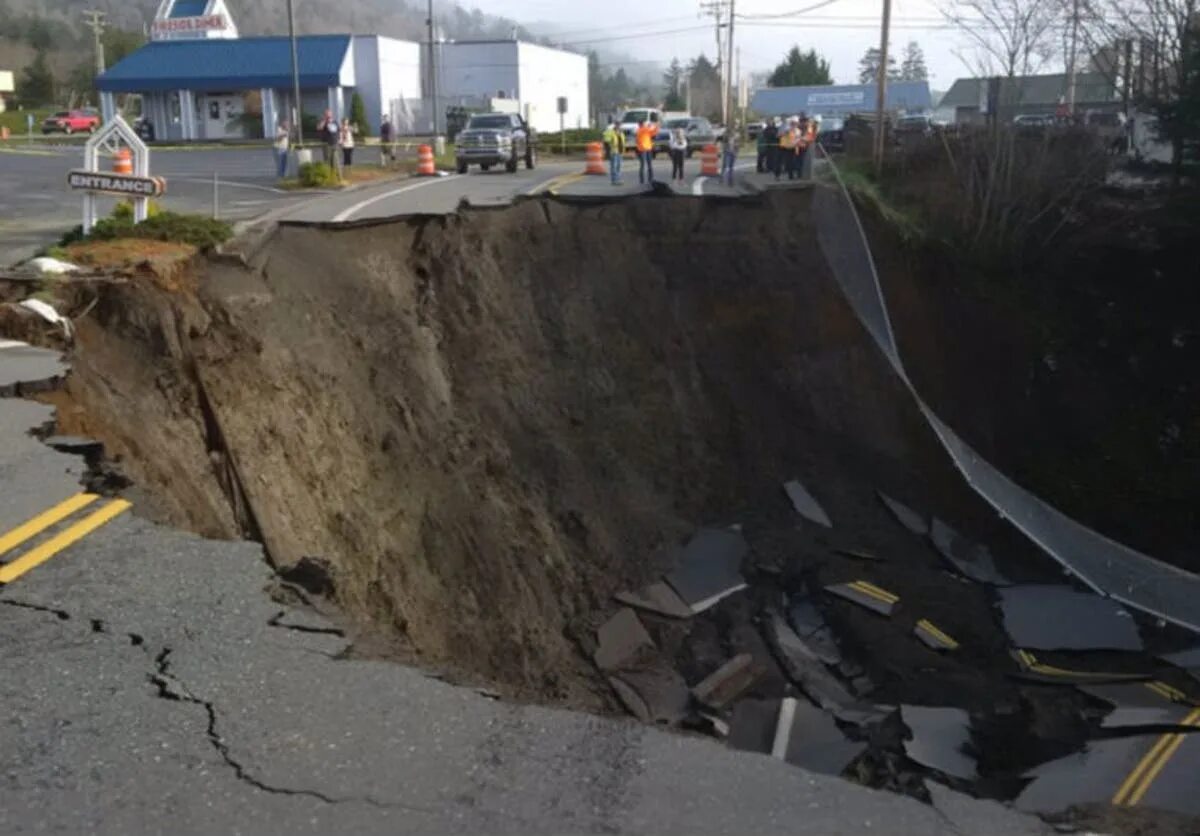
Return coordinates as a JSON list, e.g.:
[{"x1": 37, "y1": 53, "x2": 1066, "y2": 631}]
[{"x1": 57, "y1": 201, "x2": 232, "y2": 250}]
